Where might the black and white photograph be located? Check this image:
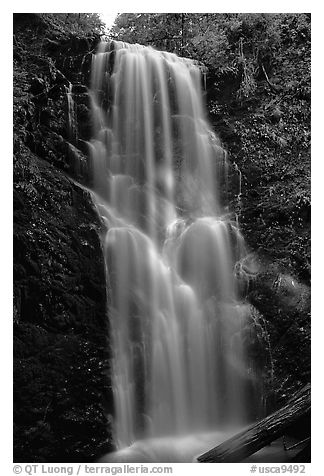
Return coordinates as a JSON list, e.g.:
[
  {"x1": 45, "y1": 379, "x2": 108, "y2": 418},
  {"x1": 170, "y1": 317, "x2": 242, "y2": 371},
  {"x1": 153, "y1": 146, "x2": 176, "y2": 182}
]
[{"x1": 12, "y1": 6, "x2": 312, "y2": 470}]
